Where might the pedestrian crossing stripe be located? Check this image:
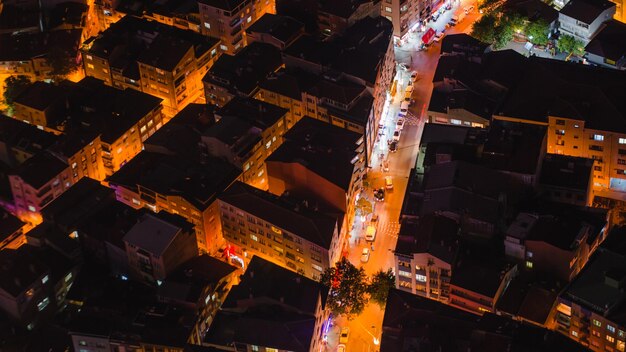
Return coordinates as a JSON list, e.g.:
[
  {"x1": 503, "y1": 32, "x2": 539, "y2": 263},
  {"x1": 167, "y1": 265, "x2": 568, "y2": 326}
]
[{"x1": 381, "y1": 221, "x2": 401, "y2": 236}]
